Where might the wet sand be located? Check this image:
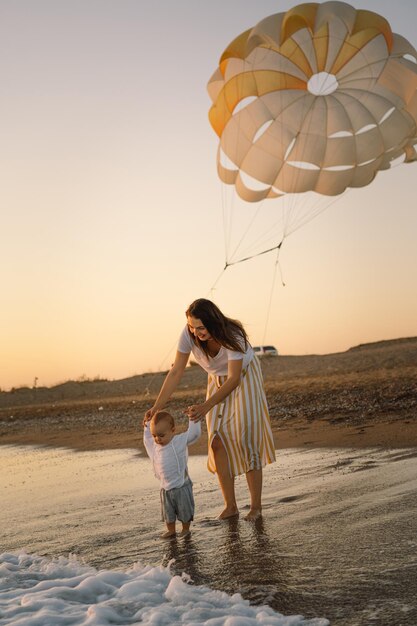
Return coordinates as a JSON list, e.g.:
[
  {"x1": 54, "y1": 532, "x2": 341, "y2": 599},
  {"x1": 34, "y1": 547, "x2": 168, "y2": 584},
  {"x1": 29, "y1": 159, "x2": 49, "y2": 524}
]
[{"x1": 1, "y1": 445, "x2": 417, "y2": 626}]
